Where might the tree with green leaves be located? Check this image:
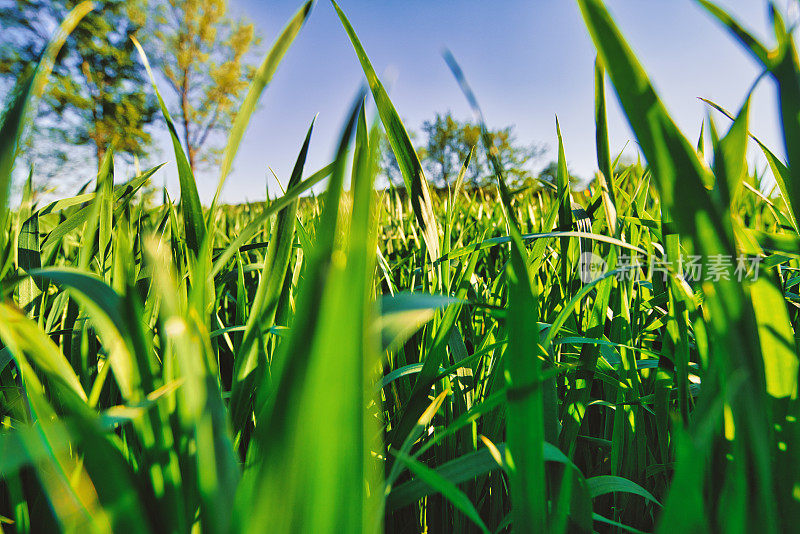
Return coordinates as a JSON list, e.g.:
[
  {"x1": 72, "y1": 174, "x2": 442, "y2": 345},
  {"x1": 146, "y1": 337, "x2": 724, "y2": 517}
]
[
  {"x1": 419, "y1": 112, "x2": 465, "y2": 185},
  {"x1": 419, "y1": 111, "x2": 545, "y2": 187},
  {"x1": 0, "y1": 0, "x2": 157, "y2": 174},
  {"x1": 148, "y1": 0, "x2": 260, "y2": 174}
]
